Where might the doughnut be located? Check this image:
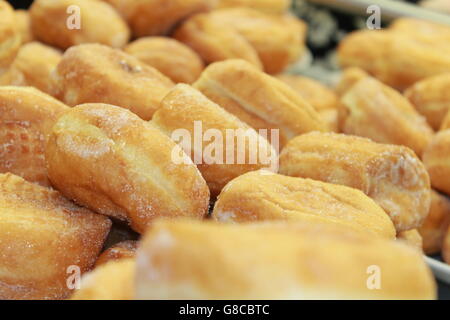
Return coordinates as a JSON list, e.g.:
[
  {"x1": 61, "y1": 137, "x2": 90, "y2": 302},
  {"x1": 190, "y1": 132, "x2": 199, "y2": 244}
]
[
  {"x1": 45, "y1": 103, "x2": 210, "y2": 234},
  {"x1": 4, "y1": 42, "x2": 62, "y2": 96},
  {"x1": 152, "y1": 84, "x2": 277, "y2": 196},
  {"x1": 418, "y1": 190, "x2": 450, "y2": 255},
  {"x1": 30, "y1": 0, "x2": 130, "y2": 50},
  {"x1": 212, "y1": 170, "x2": 396, "y2": 239},
  {"x1": 71, "y1": 259, "x2": 135, "y2": 300},
  {"x1": 15, "y1": 10, "x2": 34, "y2": 44},
  {"x1": 173, "y1": 13, "x2": 263, "y2": 69},
  {"x1": 440, "y1": 110, "x2": 450, "y2": 131},
  {"x1": 208, "y1": 8, "x2": 307, "y2": 74},
  {"x1": 404, "y1": 73, "x2": 450, "y2": 130},
  {"x1": 277, "y1": 74, "x2": 339, "y2": 131},
  {"x1": 423, "y1": 130, "x2": 450, "y2": 196},
  {"x1": 54, "y1": 44, "x2": 174, "y2": 120},
  {"x1": 0, "y1": 1, "x2": 21, "y2": 74},
  {"x1": 0, "y1": 86, "x2": 69, "y2": 187},
  {"x1": 279, "y1": 132, "x2": 431, "y2": 232},
  {"x1": 390, "y1": 18, "x2": 450, "y2": 47},
  {"x1": 0, "y1": 173, "x2": 111, "y2": 300},
  {"x1": 124, "y1": 37, "x2": 204, "y2": 84},
  {"x1": 335, "y1": 67, "x2": 369, "y2": 96},
  {"x1": 397, "y1": 229, "x2": 423, "y2": 251},
  {"x1": 95, "y1": 241, "x2": 138, "y2": 267},
  {"x1": 338, "y1": 30, "x2": 450, "y2": 90},
  {"x1": 444, "y1": 226, "x2": 450, "y2": 264},
  {"x1": 193, "y1": 59, "x2": 328, "y2": 146},
  {"x1": 217, "y1": 0, "x2": 291, "y2": 14},
  {"x1": 135, "y1": 219, "x2": 435, "y2": 299},
  {"x1": 103, "y1": 0, "x2": 215, "y2": 37},
  {"x1": 338, "y1": 76, "x2": 434, "y2": 156}
]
